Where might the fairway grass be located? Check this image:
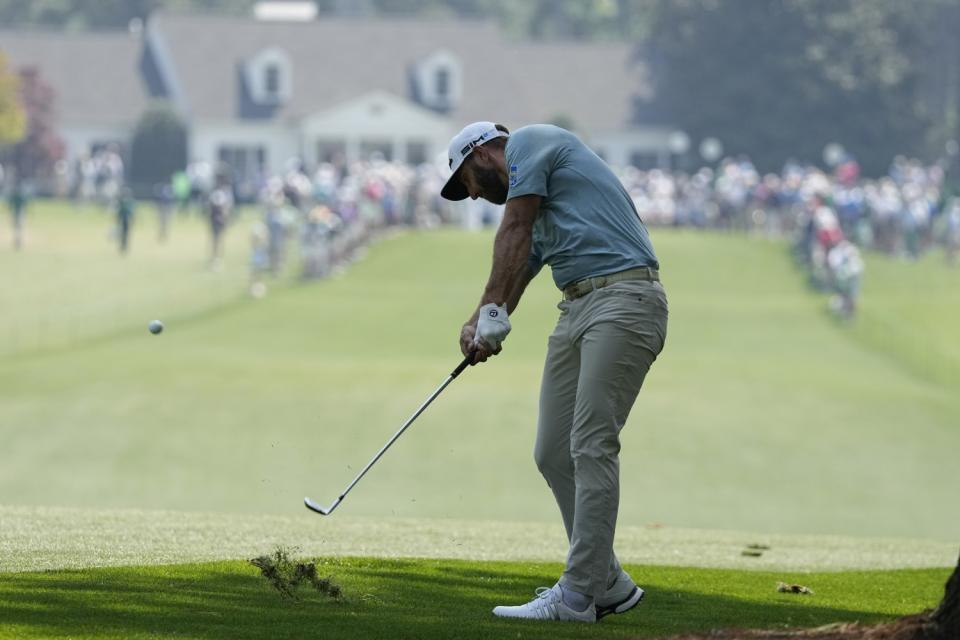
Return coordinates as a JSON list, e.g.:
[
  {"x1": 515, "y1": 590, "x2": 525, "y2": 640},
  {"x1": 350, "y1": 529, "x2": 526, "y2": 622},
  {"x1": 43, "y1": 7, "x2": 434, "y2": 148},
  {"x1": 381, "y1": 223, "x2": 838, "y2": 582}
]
[
  {"x1": 0, "y1": 201, "x2": 262, "y2": 358},
  {"x1": 0, "y1": 557, "x2": 950, "y2": 640},
  {"x1": 2, "y1": 202, "x2": 958, "y2": 537},
  {"x1": 2, "y1": 505, "x2": 956, "y2": 574}
]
